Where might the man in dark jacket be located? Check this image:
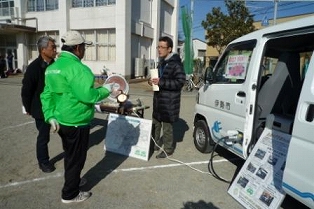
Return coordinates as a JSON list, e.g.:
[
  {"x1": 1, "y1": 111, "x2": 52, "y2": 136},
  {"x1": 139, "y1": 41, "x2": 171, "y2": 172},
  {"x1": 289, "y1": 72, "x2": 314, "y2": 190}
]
[
  {"x1": 21, "y1": 36, "x2": 57, "y2": 173},
  {"x1": 0, "y1": 54, "x2": 6, "y2": 78},
  {"x1": 150, "y1": 36, "x2": 186, "y2": 158}
]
